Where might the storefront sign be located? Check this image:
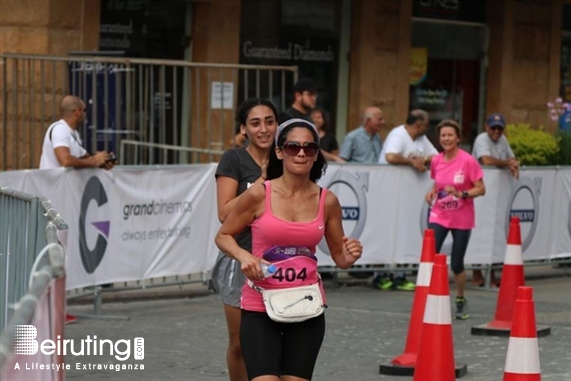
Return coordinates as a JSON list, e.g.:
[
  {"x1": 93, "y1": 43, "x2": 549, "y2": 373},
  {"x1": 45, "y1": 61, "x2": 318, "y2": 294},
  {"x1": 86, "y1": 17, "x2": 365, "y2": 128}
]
[
  {"x1": 242, "y1": 40, "x2": 335, "y2": 63},
  {"x1": 410, "y1": 47, "x2": 428, "y2": 85}
]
